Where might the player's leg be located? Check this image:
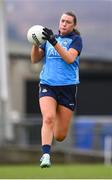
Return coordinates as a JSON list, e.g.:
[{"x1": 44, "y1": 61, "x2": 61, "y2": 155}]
[
  {"x1": 39, "y1": 96, "x2": 57, "y2": 167},
  {"x1": 39, "y1": 96, "x2": 57, "y2": 145},
  {"x1": 53, "y1": 105, "x2": 74, "y2": 142},
  {"x1": 53, "y1": 85, "x2": 77, "y2": 142}
]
